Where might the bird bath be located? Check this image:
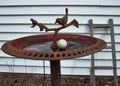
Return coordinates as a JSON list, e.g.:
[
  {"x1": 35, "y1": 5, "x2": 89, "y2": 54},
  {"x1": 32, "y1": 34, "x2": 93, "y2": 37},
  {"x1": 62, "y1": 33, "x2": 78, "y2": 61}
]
[{"x1": 1, "y1": 8, "x2": 106, "y2": 86}]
